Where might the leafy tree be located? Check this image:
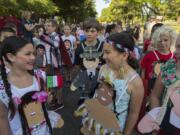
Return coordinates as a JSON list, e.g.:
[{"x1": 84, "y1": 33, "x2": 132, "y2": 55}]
[
  {"x1": 52, "y1": 0, "x2": 97, "y2": 23},
  {"x1": 100, "y1": 0, "x2": 180, "y2": 23},
  {"x1": 163, "y1": 0, "x2": 180, "y2": 20},
  {"x1": 0, "y1": 0, "x2": 59, "y2": 17},
  {"x1": 0, "y1": 0, "x2": 19, "y2": 16},
  {"x1": 98, "y1": 8, "x2": 111, "y2": 23}
]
